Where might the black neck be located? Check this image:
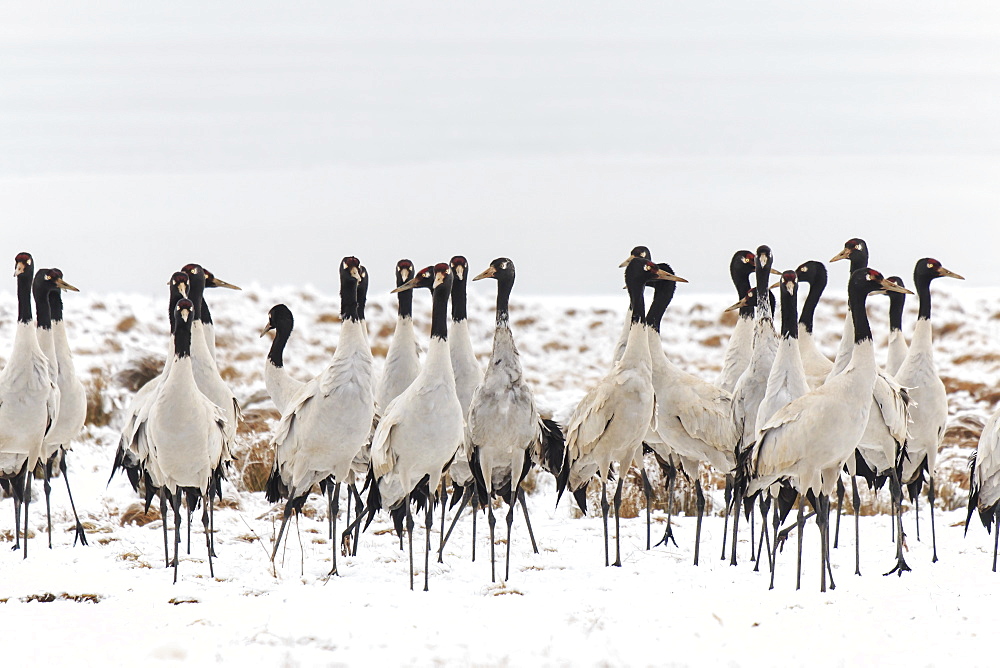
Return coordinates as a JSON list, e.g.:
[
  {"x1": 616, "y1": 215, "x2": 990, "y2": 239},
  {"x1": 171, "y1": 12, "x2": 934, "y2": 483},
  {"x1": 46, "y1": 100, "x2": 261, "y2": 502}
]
[
  {"x1": 268, "y1": 324, "x2": 291, "y2": 368},
  {"x1": 188, "y1": 275, "x2": 205, "y2": 323},
  {"x1": 16, "y1": 271, "x2": 32, "y2": 324},
  {"x1": 733, "y1": 268, "x2": 752, "y2": 302},
  {"x1": 340, "y1": 279, "x2": 359, "y2": 322},
  {"x1": 849, "y1": 250, "x2": 868, "y2": 274},
  {"x1": 168, "y1": 286, "x2": 185, "y2": 331},
  {"x1": 780, "y1": 286, "x2": 798, "y2": 339},
  {"x1": 628, "y1": 281, "x2": 647, "y2": 326},
  {"x1": 200, "y1": 298, "x2": 213, "y2": 326},
  {"x1": 173, "y1": 319, "x2": 193, "y2": 359},
  {"x1": 431, "y1": 285, "x2": 450, "y2": 341},
  {"x1": 49, "y1": 289, "x2": 64, "y2": 323},
  {"x1": 848, "y1": 287, "x2": 873, "y2": 344},
  {"x1": 739, "y1": 293, "x2": 754, "y2": 320},
  {"x1": 755, "y1": 265, "x2": 771, "y2": 317},
  {"x1": 397, "y1": 288, "x2": 413, "y2": 319},
  {"x1": 33, "y1": 282, "x2": 52, "y2": 330},
  {"x1": 889, "y1": 291, "x2": 906, "y2": 331},
  {"x1": 495, "y1": 276, "x2": 513, "y2": 326},
  {"x1": 646, "y1": 282, "x2": 675, "y2": 333},
  {"x1": 915, "y1": 274, "x2": 933, "y2": 321},
  {"x1": 451, "y1": 278, "x2": 468, "y2": 322},
  {"x1": 799, "y1": 274, "x2": 825, "y2": 334}
]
